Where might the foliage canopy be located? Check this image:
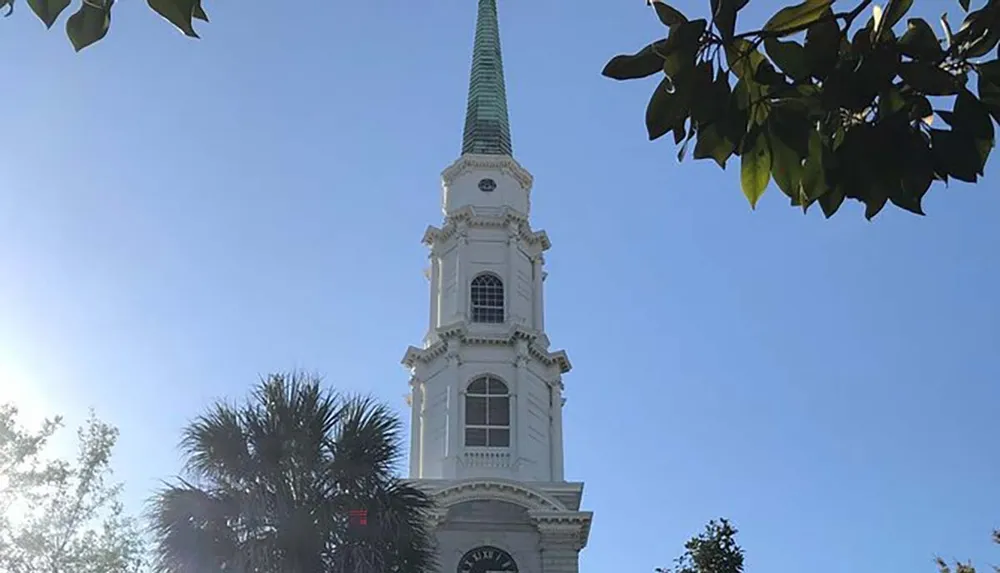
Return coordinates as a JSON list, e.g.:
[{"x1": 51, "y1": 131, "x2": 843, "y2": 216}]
[
  {"x1": 3, "y1": 0, "x2": 207, "y2": 52},
  {"x1": 604, "y1": 0, "x2": 1000, "y2": 219},
  {"x1": 0, "y1": 403, "x2": 147, "y2": 573}
]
